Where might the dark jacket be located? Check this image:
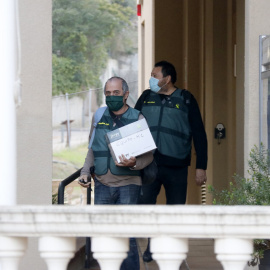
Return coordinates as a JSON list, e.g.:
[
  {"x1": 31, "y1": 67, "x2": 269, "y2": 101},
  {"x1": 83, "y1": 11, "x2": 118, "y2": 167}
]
[{"x1": 135, "y1": 89, "x2": 207, "y2": 169}]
